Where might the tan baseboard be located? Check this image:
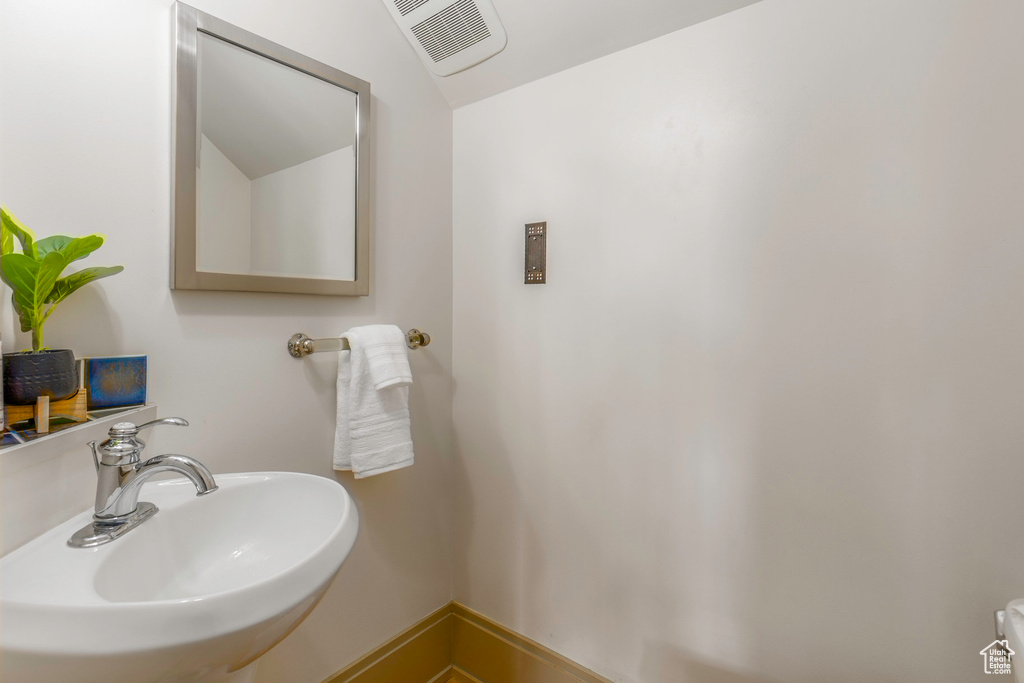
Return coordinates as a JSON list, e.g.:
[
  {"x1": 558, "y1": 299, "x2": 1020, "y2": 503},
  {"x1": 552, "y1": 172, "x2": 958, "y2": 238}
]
[
  {"x1": 324, "y1": 602, "x2": 611, "y2": 683},
  {"x1": 451, "y1": 603, "x2": 610, "y2": 683},
  {"x1": 323, "y1": 604, "x2": 452, "y2": 683},
  {"x1": 449, "y1": 666, "x2": 487, "y2": 683}
]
